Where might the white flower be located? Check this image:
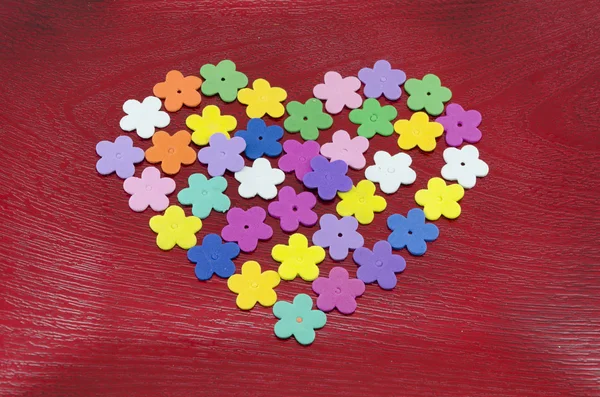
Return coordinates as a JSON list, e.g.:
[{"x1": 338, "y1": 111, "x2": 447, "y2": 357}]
[
  {"x1": 365, "y1": 151, "x2": 416, "y2": 194},
  {"x1": 441, "y1": 145, "x2": 489, "y2": 189},
  {"x1": 235, "y1": 158, "x2": 285, "y2": 200},
  {"x1": 119, "y1": 96, "x2": 170, "y2": 139}
]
